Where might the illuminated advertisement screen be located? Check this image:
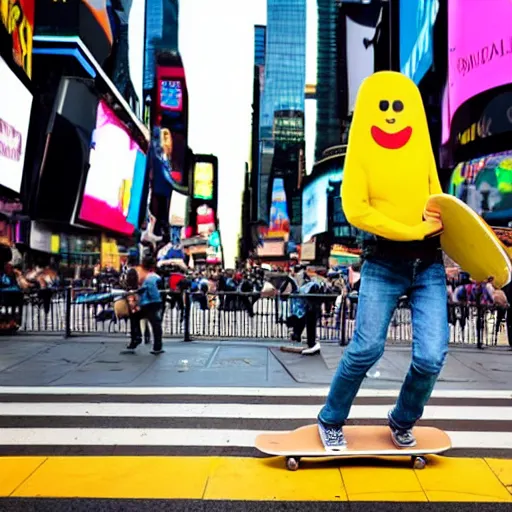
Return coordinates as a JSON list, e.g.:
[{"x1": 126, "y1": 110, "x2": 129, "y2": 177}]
[
  {"x1": 196, "y1": 204, "x2": 215, "y2": 237},
  {"x1": 302, "y1": 169, "x2": 342, "y2": 243},
  {"x1": 399, "y1": 0, "x2": 439, "y2": 84},
  {"x1": 160, "y1": 79, "x2": 183, "y2": 111},
  {"x1": 261, "y1": 178, "x2": 290, "y2": 241},
  {"x1": 449, "y1": 149, "x2": 512, "y2": 225},
  {"x1": 151, "y1": 127, "x2": 186, "y2": 190},
  {"x1": 193, "y1": 162, "x2": 214, "y2": 200},
  {"x1": 448, "y1": 0, "x2": 512, "y2": 124},
  {"x1": 78, "y1": 100, "x2": 146, "y2": 235},
  {"x1": 0, "y1": 0, "x2": 34, "y2": 78},
  {"x1": 0, "y1": 56, "x2": 32, "y2": 193}
]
